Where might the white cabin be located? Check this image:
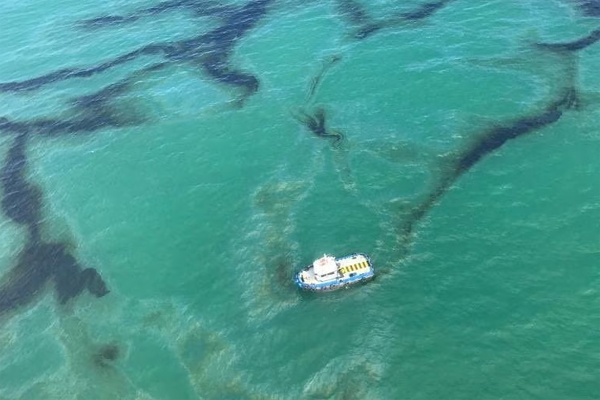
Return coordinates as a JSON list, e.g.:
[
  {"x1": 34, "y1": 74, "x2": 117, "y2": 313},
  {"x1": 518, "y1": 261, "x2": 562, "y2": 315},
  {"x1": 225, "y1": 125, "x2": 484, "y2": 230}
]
[{"x1": 312, "y1": 255, "x2": 338, "y2": 281}]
